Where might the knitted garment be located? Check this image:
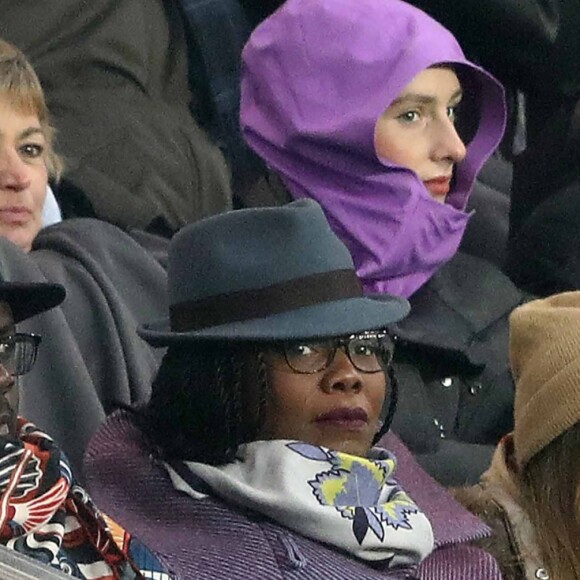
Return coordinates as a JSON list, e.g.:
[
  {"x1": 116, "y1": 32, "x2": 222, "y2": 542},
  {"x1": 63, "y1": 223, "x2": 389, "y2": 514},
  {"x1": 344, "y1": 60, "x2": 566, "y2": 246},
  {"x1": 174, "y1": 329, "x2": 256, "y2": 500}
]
[
  {"x1": 509, "y1": 291, "x2": 580, "y2": 466},
  {"x1": 241, "y1": 0, "x2": 505, "y2": 298},
  {"x1": 166, "y1": 440, "x2": 434, "y2": 564},
  {"x1": 0, "y1": 418, "x2": 172, "y2": 580}
]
